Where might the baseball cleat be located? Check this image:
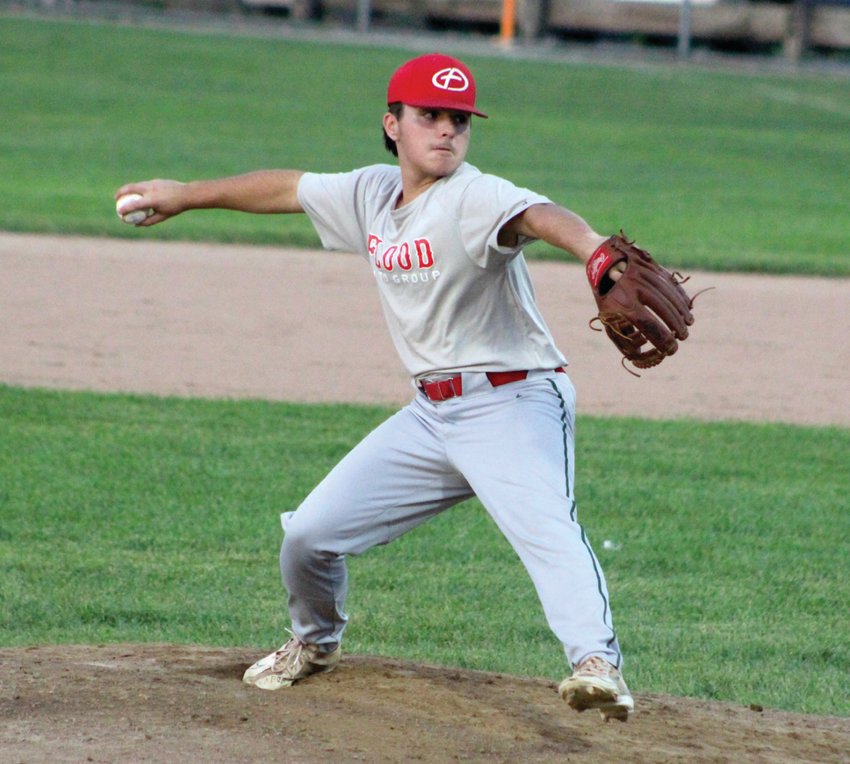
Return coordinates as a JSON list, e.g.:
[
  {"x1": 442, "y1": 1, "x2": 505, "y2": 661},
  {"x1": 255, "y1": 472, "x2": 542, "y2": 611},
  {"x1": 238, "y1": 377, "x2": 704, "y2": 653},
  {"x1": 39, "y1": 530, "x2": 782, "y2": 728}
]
[
  {"x1": 558, "y1": 656, "x2": 634, "y2": 722},
  {"x1": 243, "y1": 633, "x2": 341, "y2": 690}
]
